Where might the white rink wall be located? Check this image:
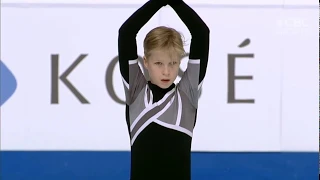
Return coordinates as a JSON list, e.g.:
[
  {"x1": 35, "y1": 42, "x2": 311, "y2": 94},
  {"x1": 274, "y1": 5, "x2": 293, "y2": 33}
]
[
  {"x1": 1, "y1": 0, "x2": 319, "y2": 5},
  {"x1": 0, "y1": 0, "x2": 318, "y2": 152}
]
